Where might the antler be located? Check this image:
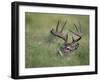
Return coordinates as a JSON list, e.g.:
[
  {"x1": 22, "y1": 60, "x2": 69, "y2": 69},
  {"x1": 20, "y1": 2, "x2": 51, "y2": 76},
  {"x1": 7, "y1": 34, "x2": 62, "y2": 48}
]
[
  {"x1": 50, "y1": 20, "x2": 82, "y2": 55},
  {"x1": 51, "y1": 20, "x2": 82, "y2": 45},
  {"x1": 50, "y1": 20, "x2": 68, "y2": 43},
  {"x1": 69, "y1": 21, "x2": 82, "y2": 44}
]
